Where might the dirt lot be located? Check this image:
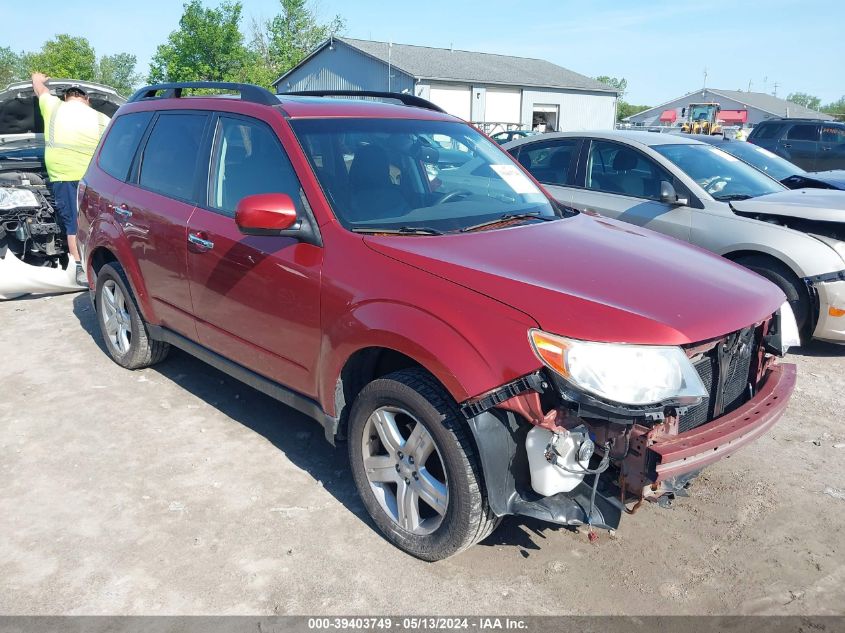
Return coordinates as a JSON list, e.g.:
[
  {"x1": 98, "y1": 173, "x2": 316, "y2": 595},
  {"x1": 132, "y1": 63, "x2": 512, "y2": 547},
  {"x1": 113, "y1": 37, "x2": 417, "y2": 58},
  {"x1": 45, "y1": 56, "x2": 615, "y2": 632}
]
[{"x1": 1, "y1": 290, "x2": 844, "y2": 615}]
